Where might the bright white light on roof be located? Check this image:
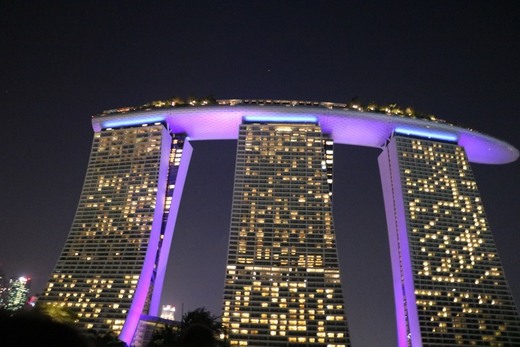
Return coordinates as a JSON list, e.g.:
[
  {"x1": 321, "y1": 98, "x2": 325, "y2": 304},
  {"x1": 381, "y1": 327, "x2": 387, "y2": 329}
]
[
  {"x1": 395, "y1": 127, "x2": 458, "y2": 142},
  {"x1": 244, "y1": 115, "x2": 317, "y2": 123},
  {"x1": 103, "y1": 116, "x2": 165, "y2": 129}
]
